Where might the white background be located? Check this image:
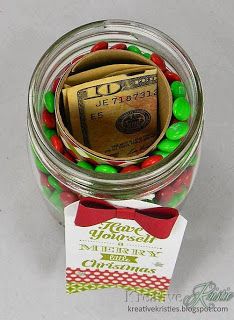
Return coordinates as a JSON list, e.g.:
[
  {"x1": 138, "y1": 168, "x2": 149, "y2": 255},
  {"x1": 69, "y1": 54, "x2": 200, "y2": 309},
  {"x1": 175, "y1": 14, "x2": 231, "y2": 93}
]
[{"x1": 0, "y1": 0, "x2": 234, "y2": 319}]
